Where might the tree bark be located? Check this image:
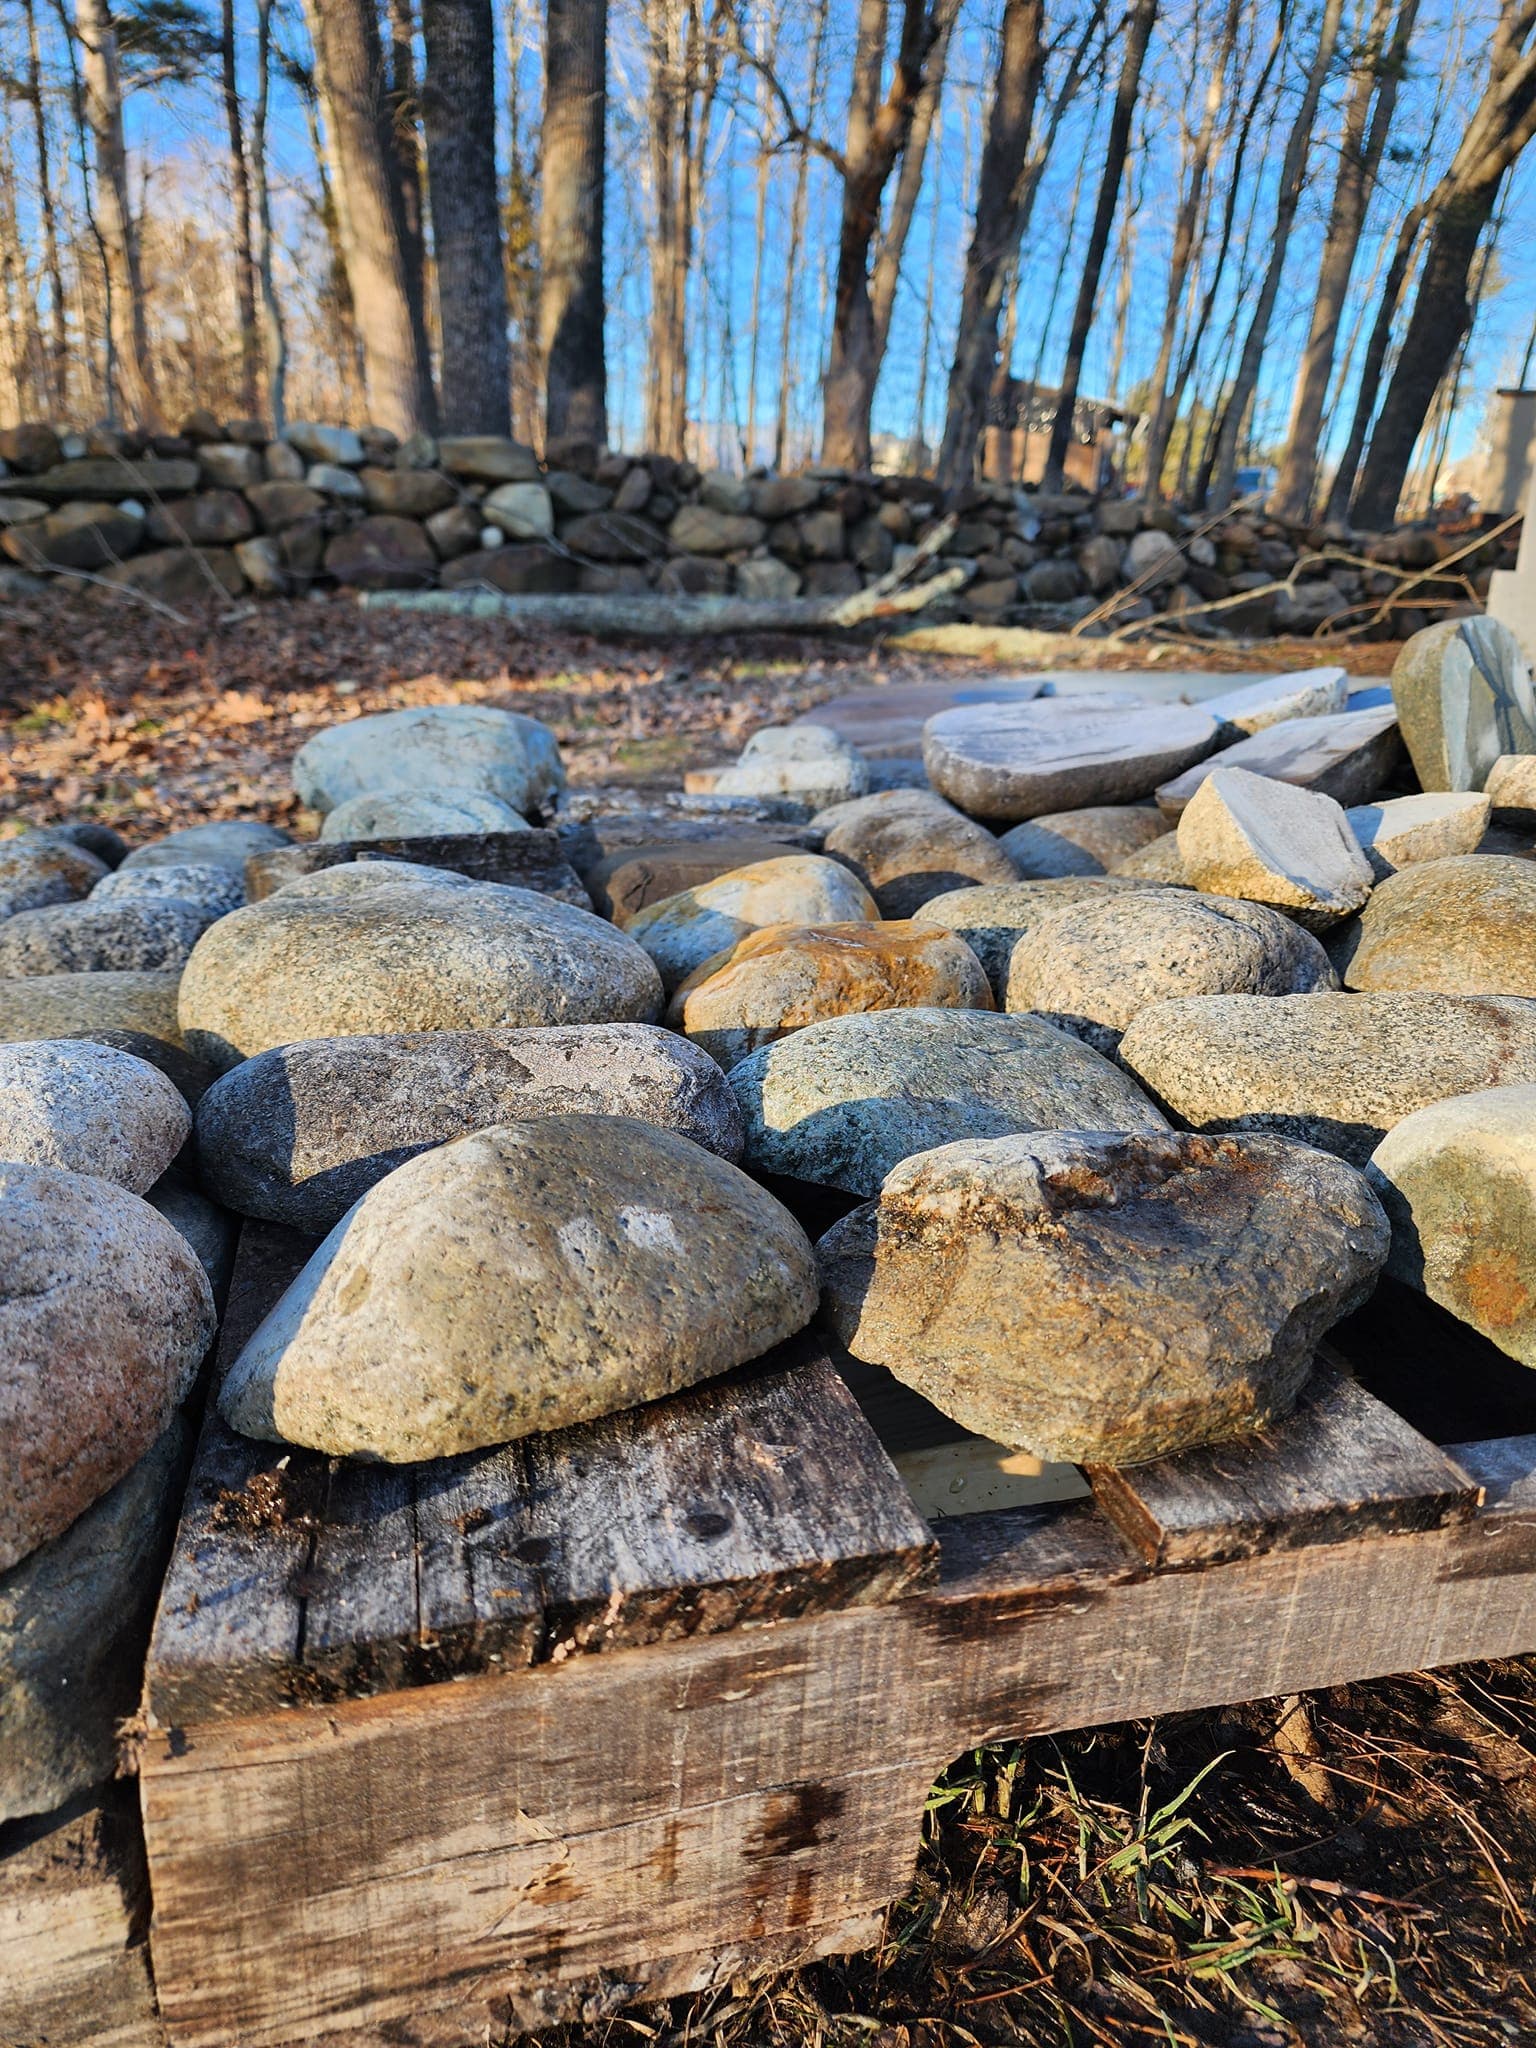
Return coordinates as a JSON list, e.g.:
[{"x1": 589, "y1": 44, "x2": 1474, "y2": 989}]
[
  {"x1": 251, "y1": 0, "x2": 287, "y2": 429},
  {"x1": 220, "y1": 0, "x2": 259, "y2": 414},
  {"x1": 1208, "y1": 0, "x2": 1346, "y2": 510},
  {"x1": 1269, "y1": 0, "x2": 1417, "y2": 520},
  {"x1": 1351, "y1": 2, "x2": 1536, "y2": 527},
  {"x1": 540, "y1": 0, "x2": 608, "y2": 447},
  {"x1": 1323, "y1": 200, "x2": 1421, "y2": 521},
  {"x1": 1042, "y1": 0, "x2": 1158, "y2": 490},
  {"x1": 642, "y1": 0, "x2": 723, "y2": 460},
  {"x1": 821, "y1": 0, "x2": 942, "y2": 471},
  {"x1": 422, "y1": 0, "x2": 510, "y2": 434},
  {"x1": 934, "y1": 0, "x2": 1046, "y2": 491},
  {"x1": 74, "y1": 0, "x2": 160, "y2": 425},
  {"x1": 774, "y1": 0, "x2": 830, "y2": 468},
  {"x1": 869, "y1": 0, "x2": 958, "y2": 360},
  {"x1": 301, "y1": 0, "x2": 437, "y2": 434},
  {"x1": 23, "y1": 0, "x2": 68, "y2": 414},
  {"x1": 385, "y1": 0, "x2": 430, "y2": 347}
]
